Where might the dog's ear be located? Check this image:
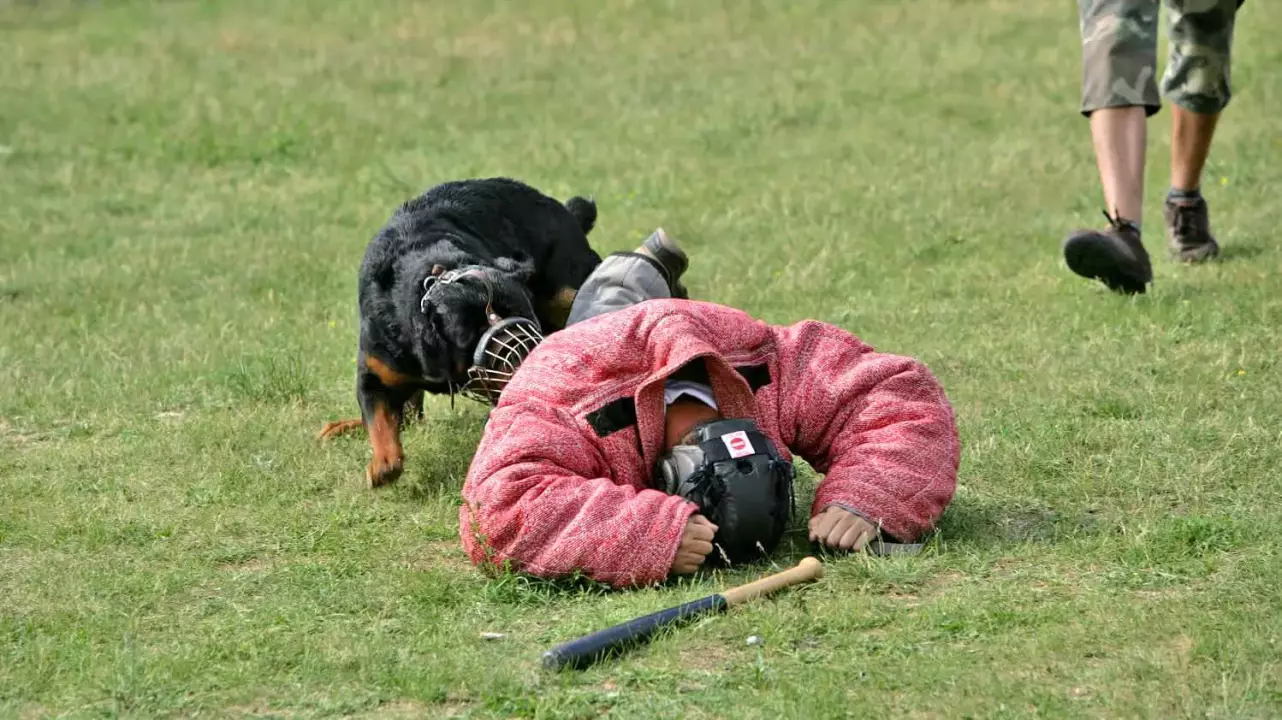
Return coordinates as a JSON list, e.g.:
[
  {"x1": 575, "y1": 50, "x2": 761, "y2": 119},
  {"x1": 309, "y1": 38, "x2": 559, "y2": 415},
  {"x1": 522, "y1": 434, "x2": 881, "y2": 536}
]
[
  {"x1": 486, "y1": 257, "x2": 540, "y2": 322},
  {"x1": 492, "y1": 256, "x2": 535, "y2": 283}
]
